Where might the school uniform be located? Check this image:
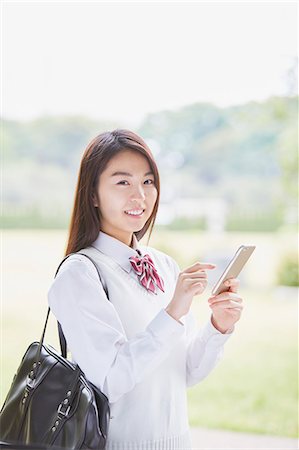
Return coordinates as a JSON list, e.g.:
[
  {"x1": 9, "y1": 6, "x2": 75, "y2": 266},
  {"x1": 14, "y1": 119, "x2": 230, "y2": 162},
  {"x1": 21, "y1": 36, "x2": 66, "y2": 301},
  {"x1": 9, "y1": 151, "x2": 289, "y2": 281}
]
[{"x1": 47, "y1": 231, "x2": 233, "y2": 450}]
